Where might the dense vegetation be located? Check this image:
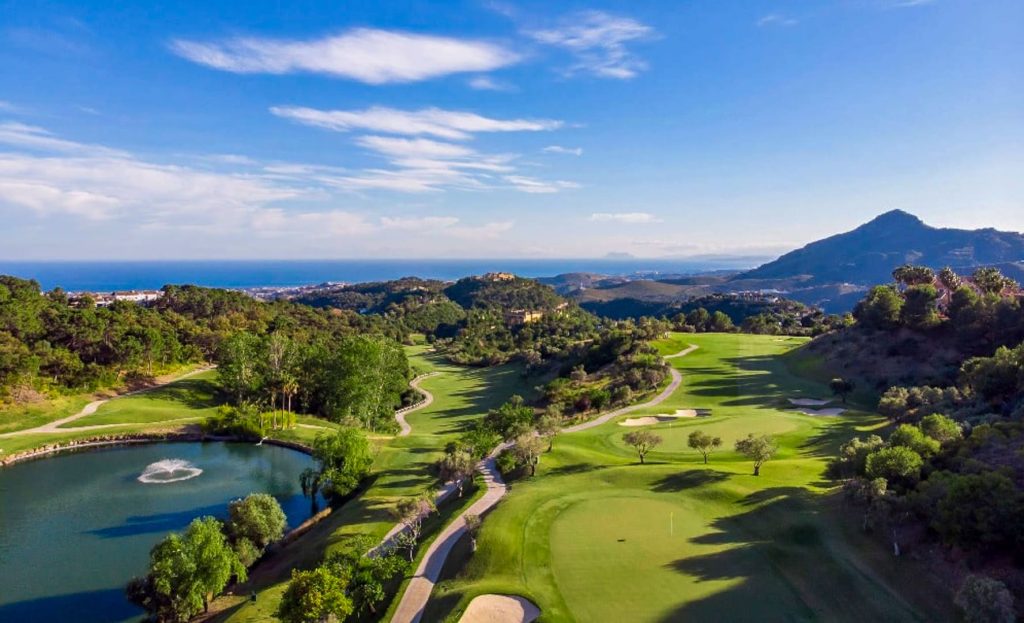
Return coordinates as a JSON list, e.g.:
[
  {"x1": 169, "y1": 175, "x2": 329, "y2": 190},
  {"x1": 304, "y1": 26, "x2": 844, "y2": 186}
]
[
  {"x1": 0, "y1": 277, "x2": 402, "y2": 404},
  {"x1": 127, "y1": 494, "x2": 286, "y2": 622},
  {"x1": 822, "y1": 265, "x2": 1024, "y2": 617}
]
